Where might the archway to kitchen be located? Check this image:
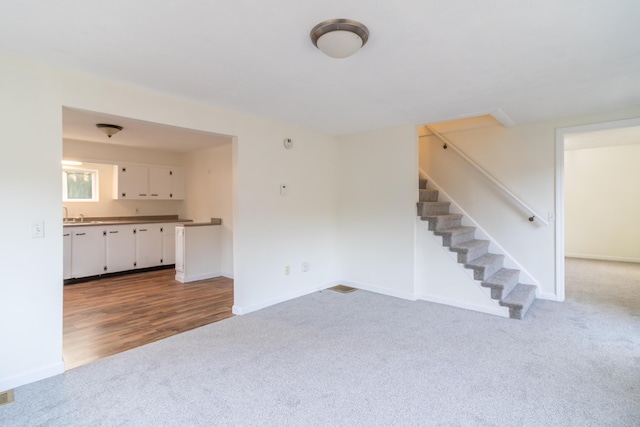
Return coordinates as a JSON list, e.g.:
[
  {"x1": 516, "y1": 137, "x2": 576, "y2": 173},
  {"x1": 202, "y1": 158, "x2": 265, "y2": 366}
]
[{"x1": 62, "y1": 107, "x2": 236, "y2": 369}]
